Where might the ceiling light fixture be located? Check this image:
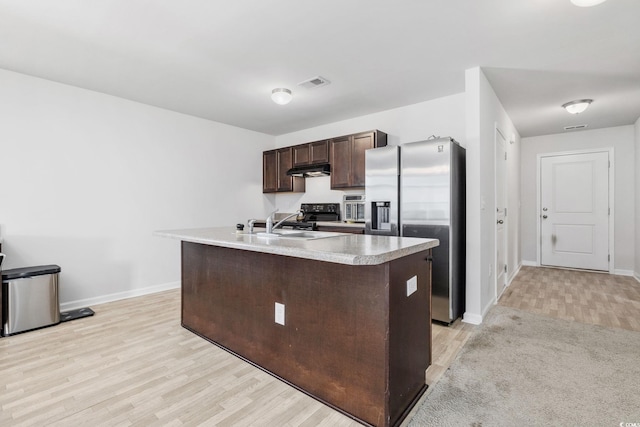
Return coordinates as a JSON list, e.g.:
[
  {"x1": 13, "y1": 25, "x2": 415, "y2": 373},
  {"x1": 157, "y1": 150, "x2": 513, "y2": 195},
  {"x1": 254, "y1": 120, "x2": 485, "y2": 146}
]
[
  {"x1": 271, "y1": 88, "x2": 292, "y2": 105},
  {"x1": 562, "y1": 99, "x2": 592, "y2": 114},
  {"x1": 570, "y1": 0, "x2": 607, "y2": 7}
]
